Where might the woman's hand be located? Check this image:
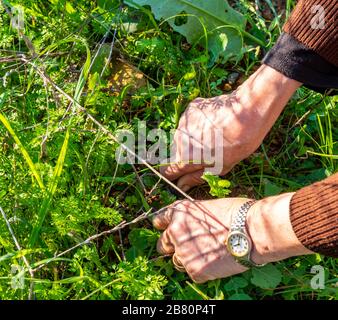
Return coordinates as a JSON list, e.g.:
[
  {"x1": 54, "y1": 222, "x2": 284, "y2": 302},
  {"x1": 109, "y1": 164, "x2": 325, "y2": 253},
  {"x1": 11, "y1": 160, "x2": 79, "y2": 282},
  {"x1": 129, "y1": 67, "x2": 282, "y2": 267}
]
[
  {"x1": 161, "y1": 94, "x2": 261, "y2": 191},
  {"x1": 160, "y1": 65, "x2": 301, "y2": 191},
  {"x1": 153, "y1": 198, "x2": 249, "y2": 283},
  {"x1": 152, "y1": 193, "x2": 312, "y2": 283}
]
